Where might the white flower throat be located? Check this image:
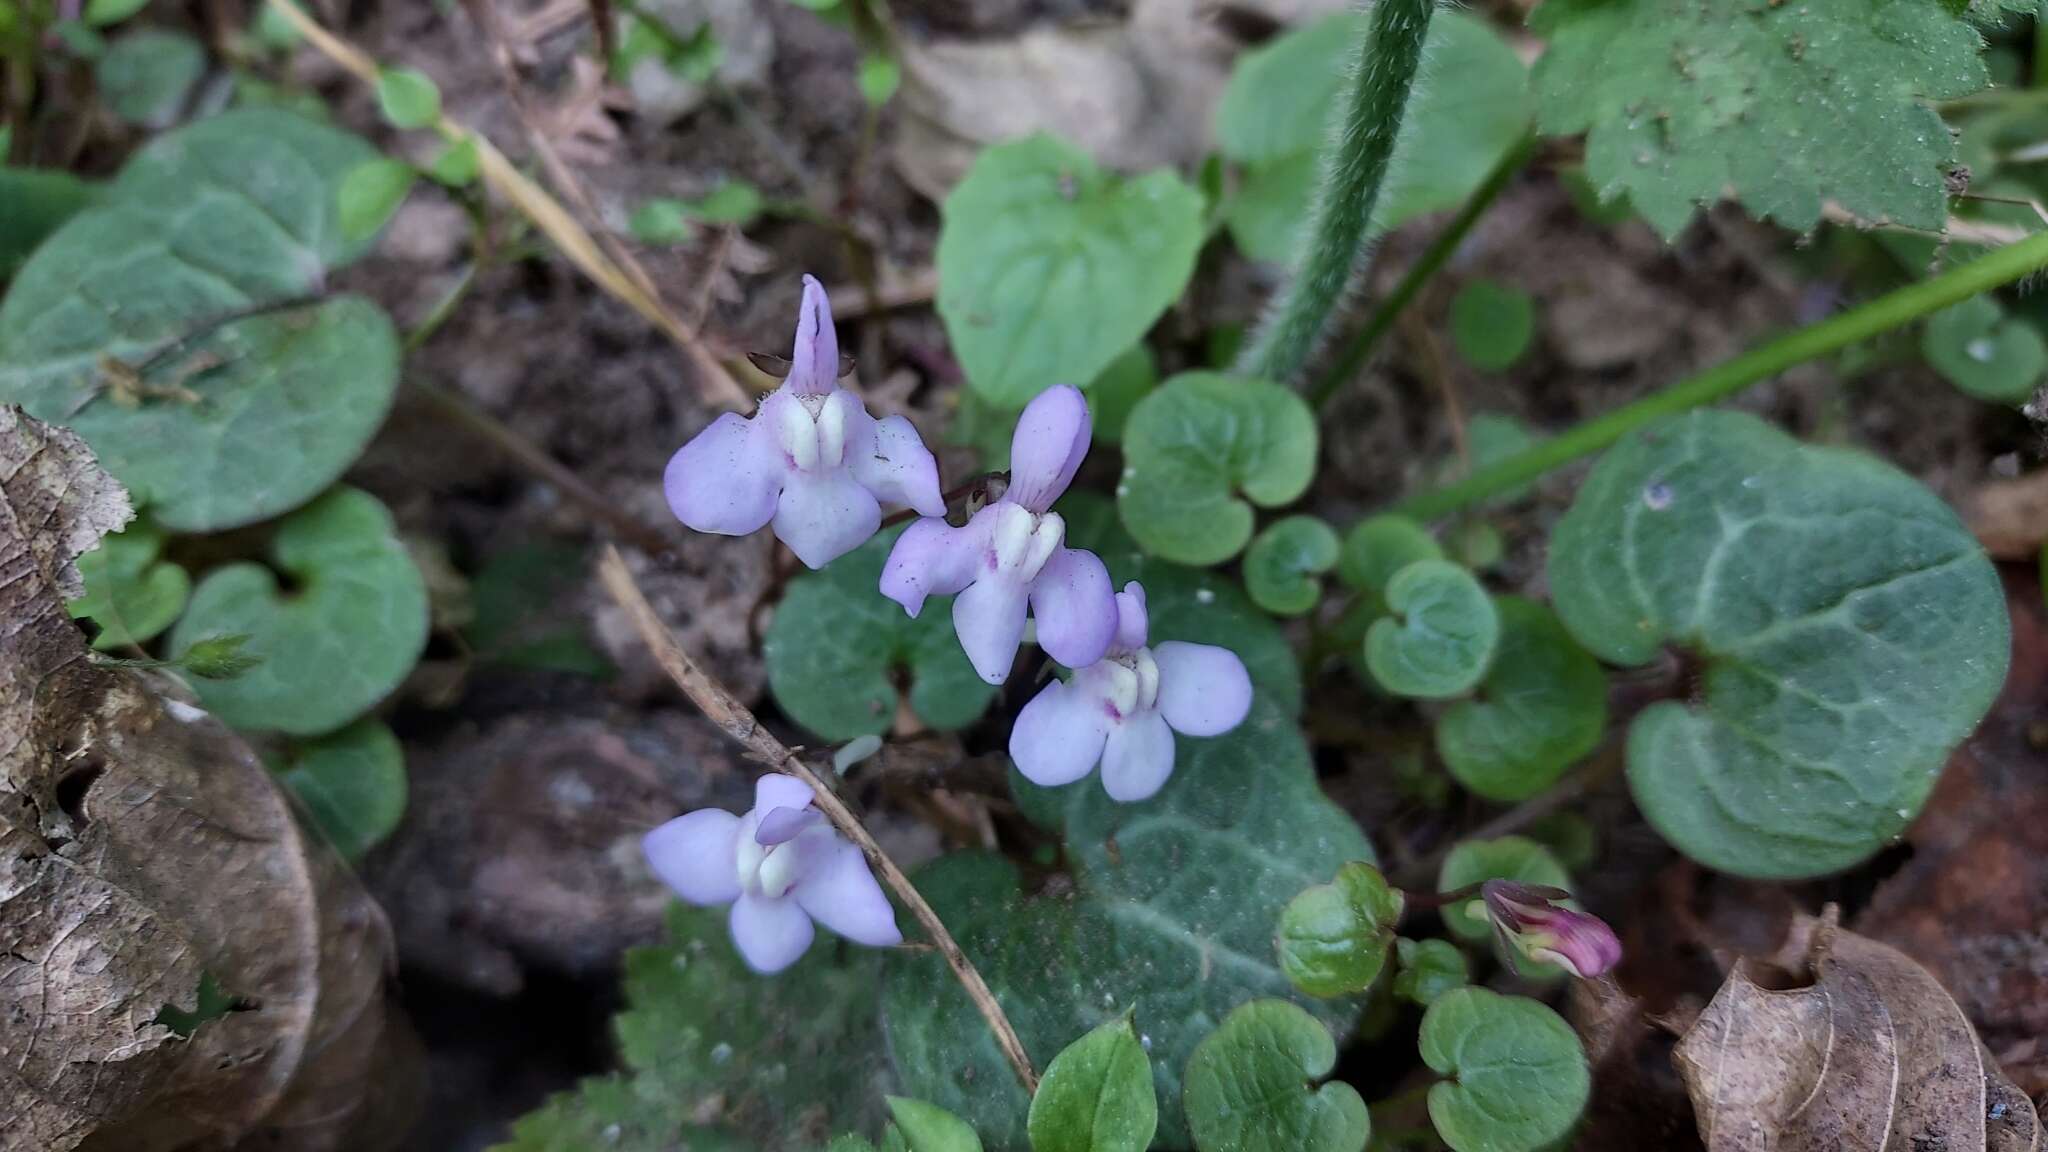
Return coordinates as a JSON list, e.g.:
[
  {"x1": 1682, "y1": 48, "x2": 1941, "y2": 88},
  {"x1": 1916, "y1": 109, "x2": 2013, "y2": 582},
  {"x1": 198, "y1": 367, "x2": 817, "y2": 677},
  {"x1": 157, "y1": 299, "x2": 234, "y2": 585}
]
[
  {"x1": 988, "y1": 503, "x2": 1063, "y2": 582},
  {"x1": 734, "y1": 814, "x2": 819, "y2": 899},
  {"x1": 775, "y1": 393, "x2": 848, "y2": 473},
  {"x1": 1100, "y1": 648, "x2": 1159, "y2": 719}
]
